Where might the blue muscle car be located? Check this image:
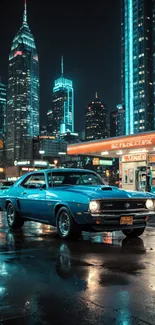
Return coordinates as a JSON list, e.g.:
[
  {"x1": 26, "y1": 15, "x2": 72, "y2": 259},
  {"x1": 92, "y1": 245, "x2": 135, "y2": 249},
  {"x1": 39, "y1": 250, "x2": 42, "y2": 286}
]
[{"x1": 0, "y1": 168, "x2": 155, "y2": 240}]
